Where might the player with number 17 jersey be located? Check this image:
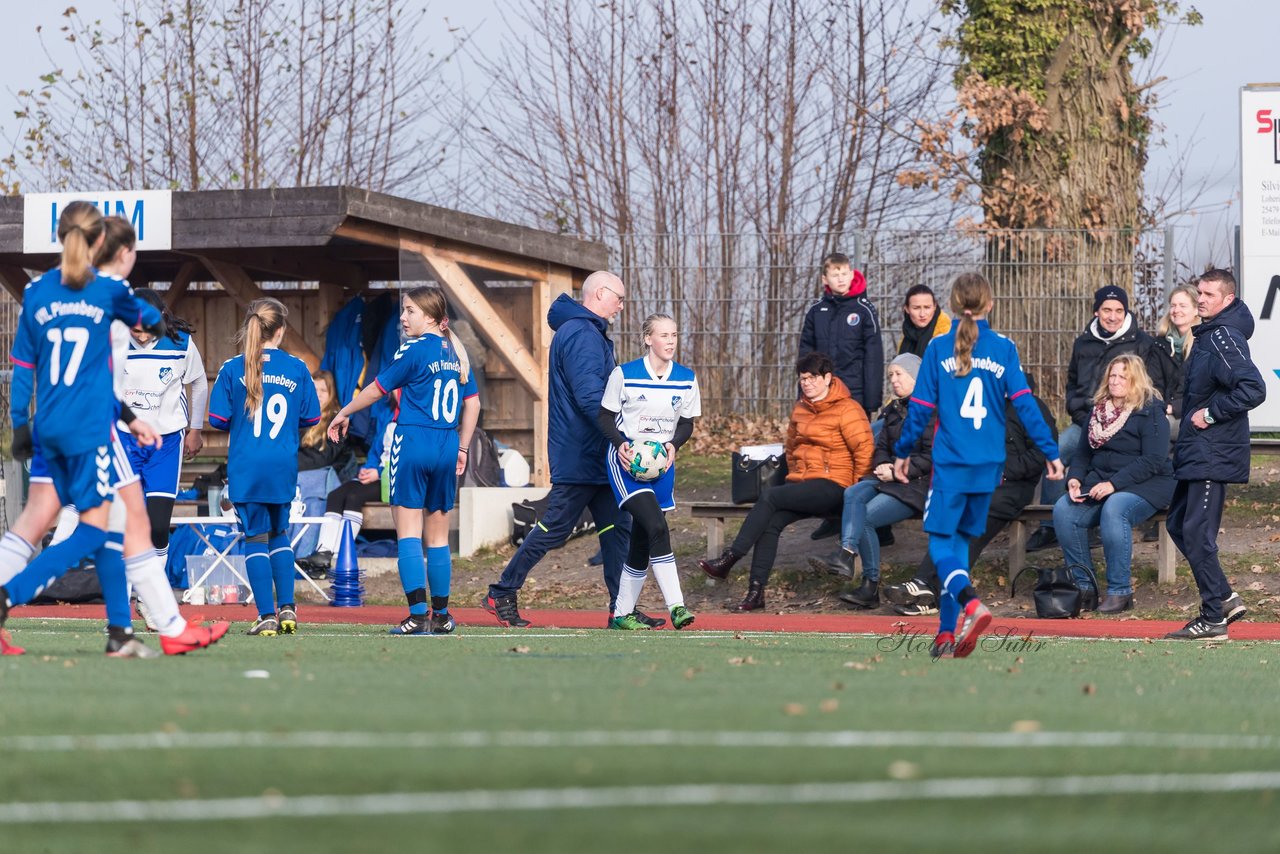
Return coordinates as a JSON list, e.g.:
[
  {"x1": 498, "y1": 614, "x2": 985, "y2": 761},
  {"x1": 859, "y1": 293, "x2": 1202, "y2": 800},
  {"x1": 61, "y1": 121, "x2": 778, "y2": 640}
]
[
  {"x1": 208, "y1": 350, "x2": 321, "y2": 504},
  {"x1": 373, "y1": 334, "x2": 478, "y2": 511}
]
